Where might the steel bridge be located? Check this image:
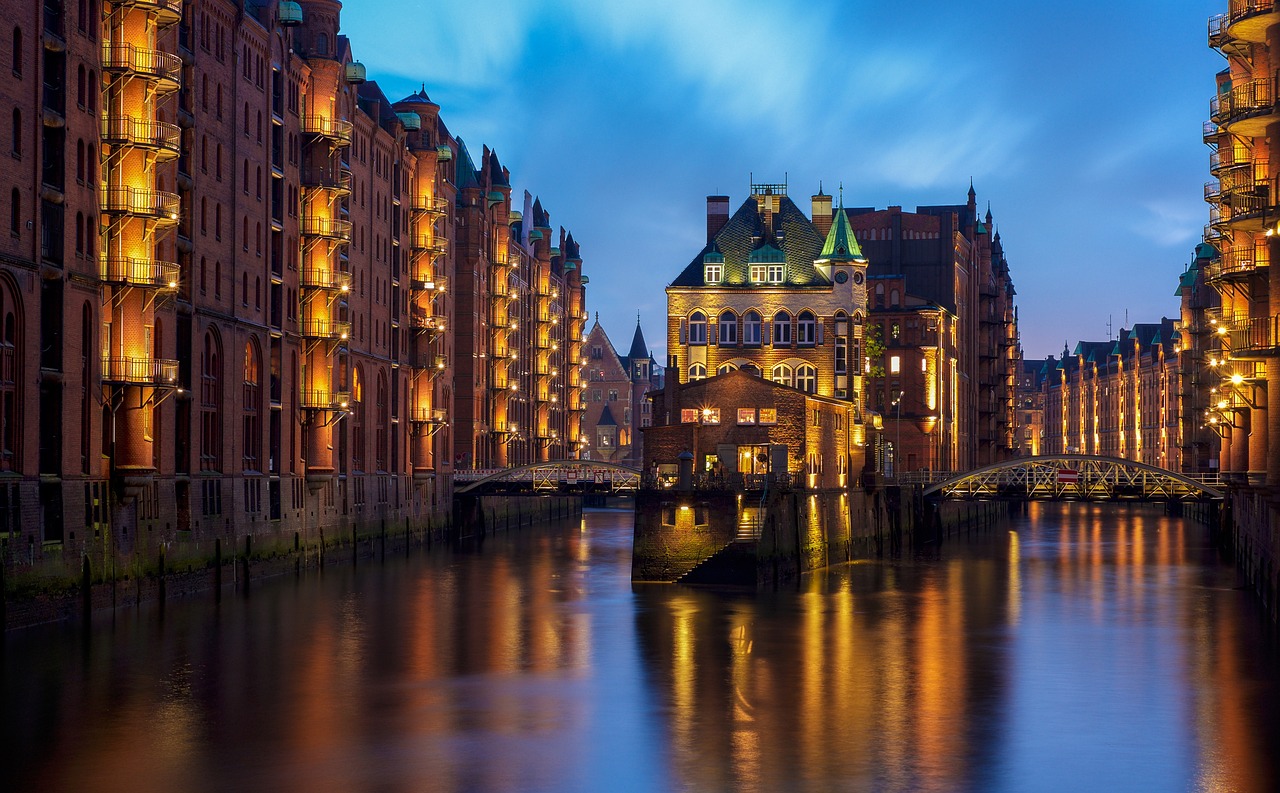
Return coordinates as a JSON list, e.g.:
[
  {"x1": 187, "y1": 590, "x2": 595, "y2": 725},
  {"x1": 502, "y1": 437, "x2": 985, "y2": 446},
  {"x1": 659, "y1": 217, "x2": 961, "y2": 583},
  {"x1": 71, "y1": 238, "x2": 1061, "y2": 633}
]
[
  {"x1": 912, "y1": 455, "x2": 1224, "y2": 502},
  {"x1": 454, "y1": 460, "x2": 643, "y2": 495}
]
